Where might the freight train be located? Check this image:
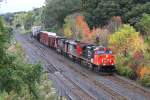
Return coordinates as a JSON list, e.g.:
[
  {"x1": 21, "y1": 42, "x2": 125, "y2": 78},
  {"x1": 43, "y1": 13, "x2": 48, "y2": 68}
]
[{"x1": 32, "y1": 27, "x2": 116, "y2": 73}]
